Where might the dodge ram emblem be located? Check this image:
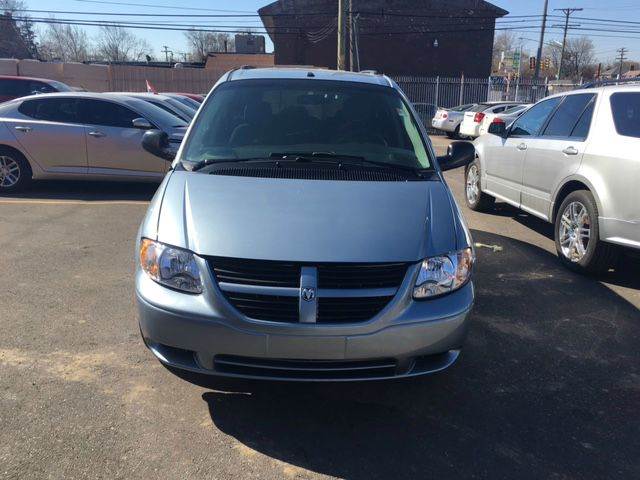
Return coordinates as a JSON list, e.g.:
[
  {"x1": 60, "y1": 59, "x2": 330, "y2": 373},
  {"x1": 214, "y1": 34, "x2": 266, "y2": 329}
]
[{"x1": 301, "y1": 287, "x2": 316, "y2": 302}]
